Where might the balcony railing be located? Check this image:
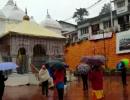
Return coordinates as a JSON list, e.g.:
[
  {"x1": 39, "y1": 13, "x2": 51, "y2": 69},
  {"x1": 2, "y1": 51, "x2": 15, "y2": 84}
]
[
  {"x1": 120, "y1": 23, "x2": 130, "y2": 31},
  {"x1": 79, "y1": 34, "x2": 89, "y2": 40}
]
